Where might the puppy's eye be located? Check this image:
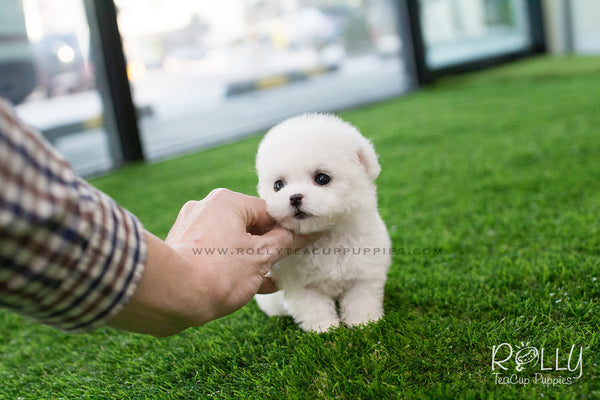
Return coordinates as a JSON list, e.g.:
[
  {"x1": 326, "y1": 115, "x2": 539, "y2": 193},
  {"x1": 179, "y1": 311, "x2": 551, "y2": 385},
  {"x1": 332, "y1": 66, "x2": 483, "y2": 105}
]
[
  {"x1": 273, "y1": 180, "x2": 285, "y2": 192},
  {"x1": 314, "y1": 173, "x2": 331, "y2": 186}
]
